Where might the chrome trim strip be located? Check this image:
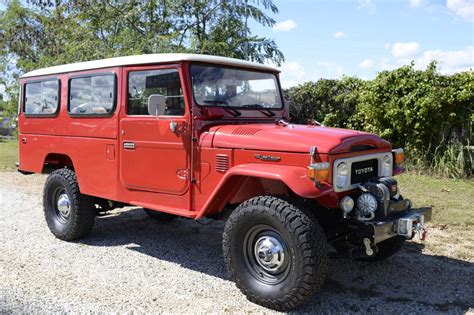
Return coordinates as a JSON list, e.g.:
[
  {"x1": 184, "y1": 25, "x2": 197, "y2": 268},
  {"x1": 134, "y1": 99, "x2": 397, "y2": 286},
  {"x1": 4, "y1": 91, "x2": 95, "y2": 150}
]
[{"x1": 123, "y1": 142, "x2": 136, "y2": 150}]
